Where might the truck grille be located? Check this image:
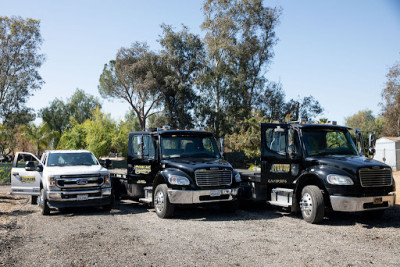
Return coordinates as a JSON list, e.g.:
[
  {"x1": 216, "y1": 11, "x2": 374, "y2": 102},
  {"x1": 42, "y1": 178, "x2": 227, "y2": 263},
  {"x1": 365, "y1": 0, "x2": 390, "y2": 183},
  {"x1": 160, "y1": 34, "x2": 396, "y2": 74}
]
[
  {"x1": 56, "y1": 174, "x2": 104, "y2": 188},
  {"x1": 195, "y1": 169, "x2": 232, "y2": 187},
  {"x1": 359, "y1": 168, "x2": 392, "y2": 187}
]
